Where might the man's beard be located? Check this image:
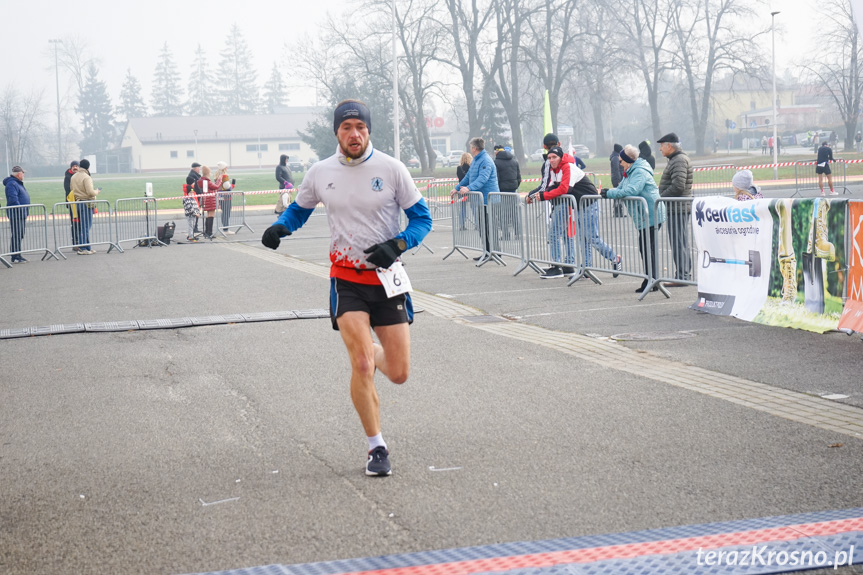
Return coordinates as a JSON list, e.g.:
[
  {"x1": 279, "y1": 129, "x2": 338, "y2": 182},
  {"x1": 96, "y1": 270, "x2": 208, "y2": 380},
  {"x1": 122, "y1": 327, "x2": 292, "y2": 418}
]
[{"x1": 340, "y1": 138, "x2": 369, "y2": 160}]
